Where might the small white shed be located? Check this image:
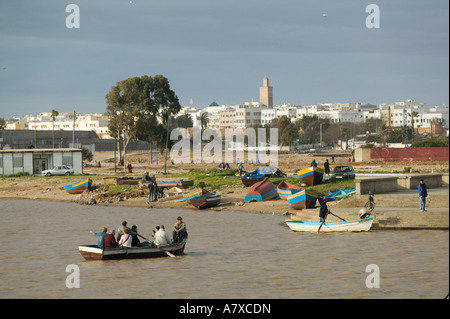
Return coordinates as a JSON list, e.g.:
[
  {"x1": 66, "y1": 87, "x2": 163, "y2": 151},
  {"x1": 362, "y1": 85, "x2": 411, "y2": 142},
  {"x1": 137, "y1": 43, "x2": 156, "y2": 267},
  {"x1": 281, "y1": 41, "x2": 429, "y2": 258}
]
[{"x1": 0, "y1": 148, "x2": 83, "y2": 175}]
